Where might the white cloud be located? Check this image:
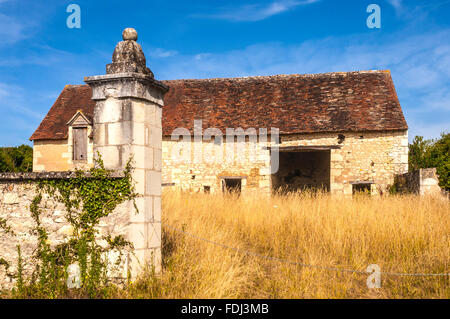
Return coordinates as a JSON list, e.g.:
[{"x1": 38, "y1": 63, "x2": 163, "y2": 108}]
[
  {"x1": 147, "y1": 48, "x2": 178, "y2": 59},
  {"x1": 0, "y1": 13, "x2": 26, "y2": 44},
  {"x1": 0, "y1": 83, "x2": 43, "y2": 119},
  {"x1": 153, "y1": 29, "x2": 450, "y2": 140},
  {"x1": 0, "y1": 84, "x2": 9, "y2": 99},
  {"x1": 407, "y1": 120, "x2": 450, "y2": 141},
  {"x1": 193, "y1": 0, "x2": 320, "y2": 22},
  {"x1": 387, "y1": 0, "x2": 402, "y2": 10}
]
